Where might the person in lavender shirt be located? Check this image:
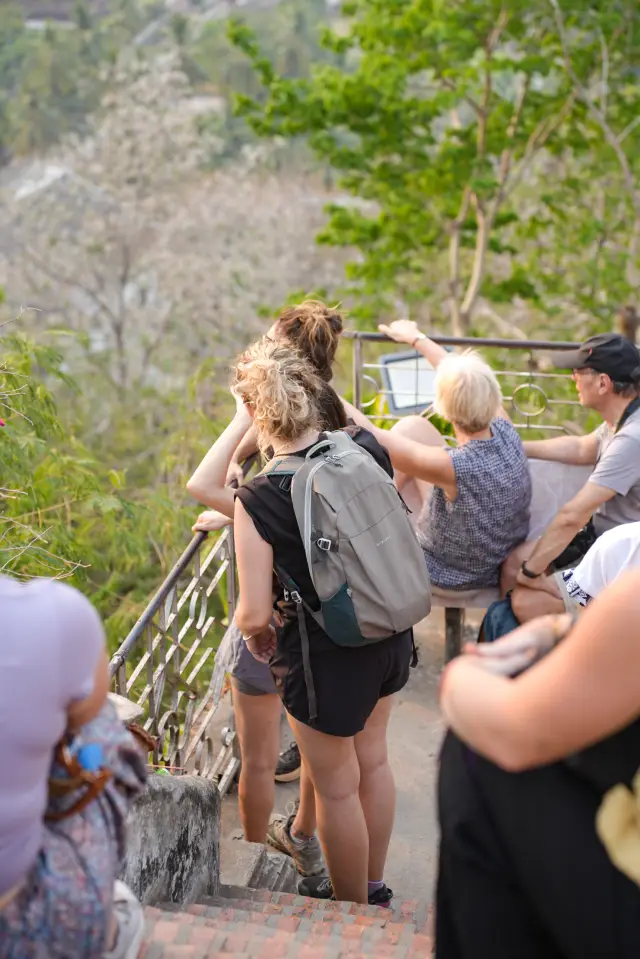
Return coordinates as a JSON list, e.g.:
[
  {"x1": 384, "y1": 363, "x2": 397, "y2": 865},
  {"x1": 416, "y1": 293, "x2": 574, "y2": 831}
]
[{"x1": 0, "y1": 575, "x2": 147, "y2": 959}]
